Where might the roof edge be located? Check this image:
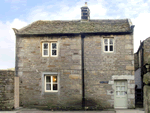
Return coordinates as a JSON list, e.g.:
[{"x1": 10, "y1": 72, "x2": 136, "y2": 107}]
[
  {"x1": 12, "y1": 28, "x2": 18, "y2": 34},
  {"x1": 16, "y1": 31, "x2": 133, "y2": 37}
]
